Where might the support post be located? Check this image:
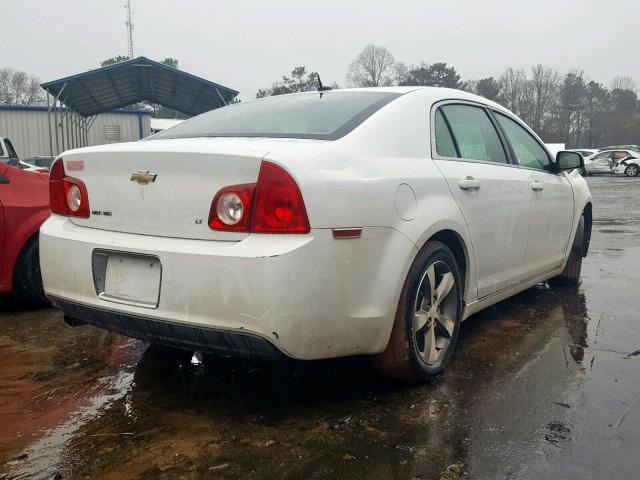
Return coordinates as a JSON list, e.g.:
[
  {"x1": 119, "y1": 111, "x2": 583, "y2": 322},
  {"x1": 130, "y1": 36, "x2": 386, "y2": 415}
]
[
  {"x1": 53, "y1": 83, "x2": 67, "y2": 155},
  {"x1": 46, "y1": 92, "x2": 54, "y2": 160}
]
